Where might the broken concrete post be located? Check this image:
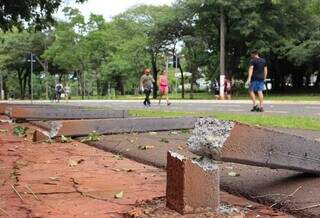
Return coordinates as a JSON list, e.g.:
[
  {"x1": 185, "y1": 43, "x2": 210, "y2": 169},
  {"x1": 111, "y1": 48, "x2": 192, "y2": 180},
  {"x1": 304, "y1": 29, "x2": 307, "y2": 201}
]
[
  {"x1": 166, "y1": 151, "x2": 220, "y2": 214},
  {"x1": 187, "y1": 117, "x2": 320, "y2": 174}
]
